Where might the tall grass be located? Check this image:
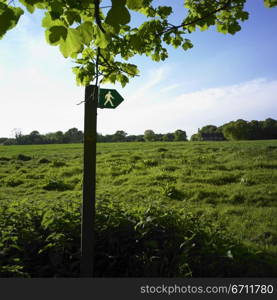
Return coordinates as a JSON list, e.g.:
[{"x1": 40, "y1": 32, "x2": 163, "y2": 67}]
[{"x1": 0, "y1": 140, "x2": 277, "y2": 277}]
